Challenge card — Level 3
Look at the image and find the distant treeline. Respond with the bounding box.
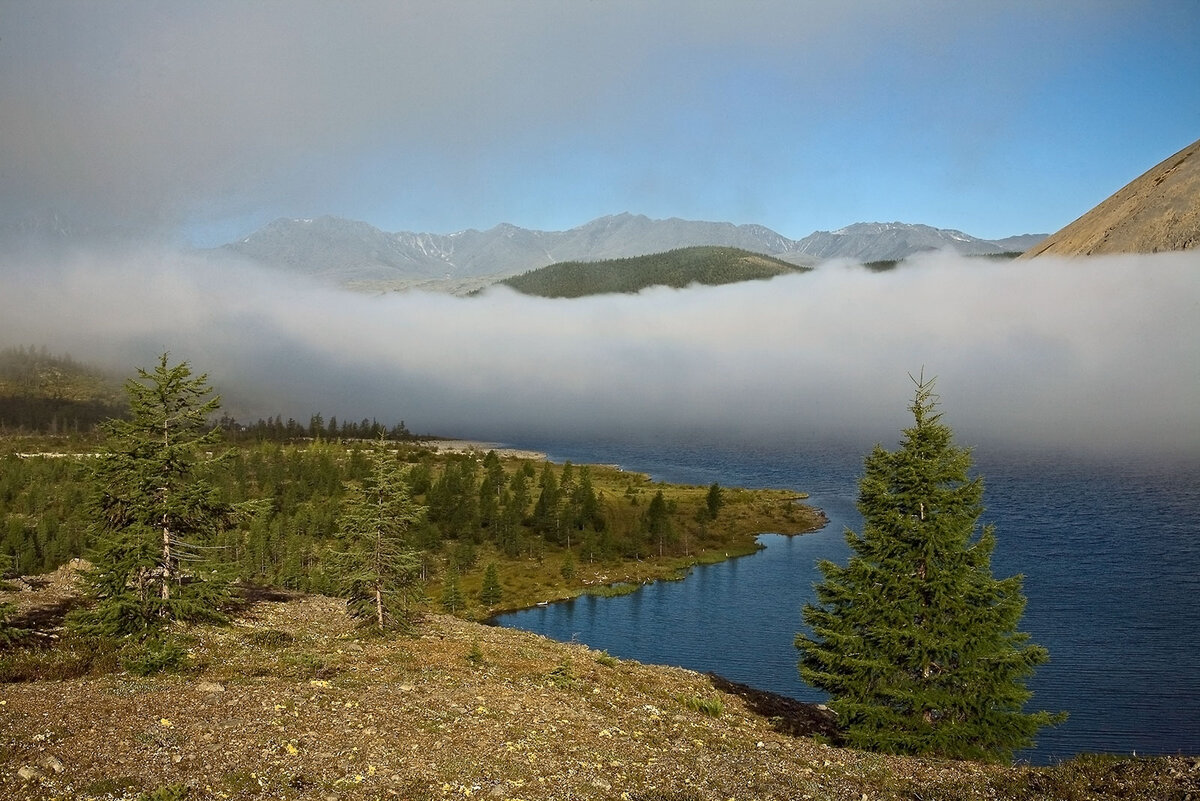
[500,246,809,298]
[0,346,126,434]
[0,346,413,442]
[2,439,706,596]
[861,251,1024,272]
[216,414,412,444]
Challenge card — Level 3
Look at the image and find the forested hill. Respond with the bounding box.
[0,347,126,434]
[499,246,809,298]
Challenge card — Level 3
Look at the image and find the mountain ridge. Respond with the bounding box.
[221,213,1041,292]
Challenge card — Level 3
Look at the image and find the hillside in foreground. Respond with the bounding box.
[1022,137,1200,258]
[499,246,808,298]
[1,568,1196,801]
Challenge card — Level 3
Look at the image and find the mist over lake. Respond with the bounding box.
[2,246,1197,461]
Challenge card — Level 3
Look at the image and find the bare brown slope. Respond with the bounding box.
[2,584,1198,800]
[1022,137,1200,258]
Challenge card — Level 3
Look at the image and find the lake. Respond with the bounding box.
[490,434,1200,764]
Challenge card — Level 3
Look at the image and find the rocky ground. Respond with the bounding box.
[0,568,1197,801]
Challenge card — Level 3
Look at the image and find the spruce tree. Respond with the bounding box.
[440,566,465,614]
[71,354,236,637]
[478,561,503,607]
[644,490,672,557]
[332,443,424,634]
[705,482,724,520]
[796,376,1063,762]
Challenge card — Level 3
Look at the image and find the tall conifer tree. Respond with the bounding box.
[72,354,235,637]
[796,376,1062,762]
[332,443,424,634]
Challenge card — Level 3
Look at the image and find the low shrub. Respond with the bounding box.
[122,636,189,676]
[679,694,723,717]
[594,650,620,668]
[244,628,294,647]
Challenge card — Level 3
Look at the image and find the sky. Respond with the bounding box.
[1,1,1198,460]
[2,0,1198,243]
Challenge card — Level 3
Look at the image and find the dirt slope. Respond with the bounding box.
[1,575,1197,800]
[1022,137,1200,258]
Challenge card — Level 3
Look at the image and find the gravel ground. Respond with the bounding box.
[1,572,1197,801]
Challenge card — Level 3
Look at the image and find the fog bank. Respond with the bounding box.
[1,245,1197,459]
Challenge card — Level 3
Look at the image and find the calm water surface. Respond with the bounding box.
[491,435,1200,764]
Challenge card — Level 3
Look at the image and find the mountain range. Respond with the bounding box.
[221,214,1044,293]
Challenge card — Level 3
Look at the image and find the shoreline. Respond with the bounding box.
[477,500,830,619]
[415,437,547,461]
[402,439,833,619]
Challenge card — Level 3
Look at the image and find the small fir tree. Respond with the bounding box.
[560,551,576,583]
[0,602,24,647]
[71,354,236,637]
[478,562,503,606]
[796,376,1063,762]
[644,490,672,557]
[332,443,425,634]
[705,482,724,520]
[440,565,465,614]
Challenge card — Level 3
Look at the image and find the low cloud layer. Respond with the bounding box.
[2,245,1197,460]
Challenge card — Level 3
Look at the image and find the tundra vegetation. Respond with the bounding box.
[0,352,1193,800]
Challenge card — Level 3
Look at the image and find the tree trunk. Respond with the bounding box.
[161,416,171,603]
[161,511,172,602]
[375,582,384,632]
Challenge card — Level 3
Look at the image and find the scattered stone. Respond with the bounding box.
[17,765,43,782]
[197,681,226,694]
[39,755,65,774]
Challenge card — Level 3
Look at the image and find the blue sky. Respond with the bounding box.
[2,0,1197,245]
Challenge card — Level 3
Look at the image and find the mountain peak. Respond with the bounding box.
[797,222,1022,262]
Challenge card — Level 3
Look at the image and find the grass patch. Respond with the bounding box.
[136,782,191,800]
[85,776,144,797]
[584,582,642,598]
[594,649,620,668]
[122,635,190,676]
[243,627,294,647]
[278,651,334,679]
[0,636,121,682]
[546,658,576,689]
[678,693,724,717]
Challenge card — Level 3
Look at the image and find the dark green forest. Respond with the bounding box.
[0,347,126,434]
[0,349,816,633]
[0,440,734,585]
[500,246,809,298]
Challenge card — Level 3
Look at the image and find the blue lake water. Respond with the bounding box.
[490,435,1200,764]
